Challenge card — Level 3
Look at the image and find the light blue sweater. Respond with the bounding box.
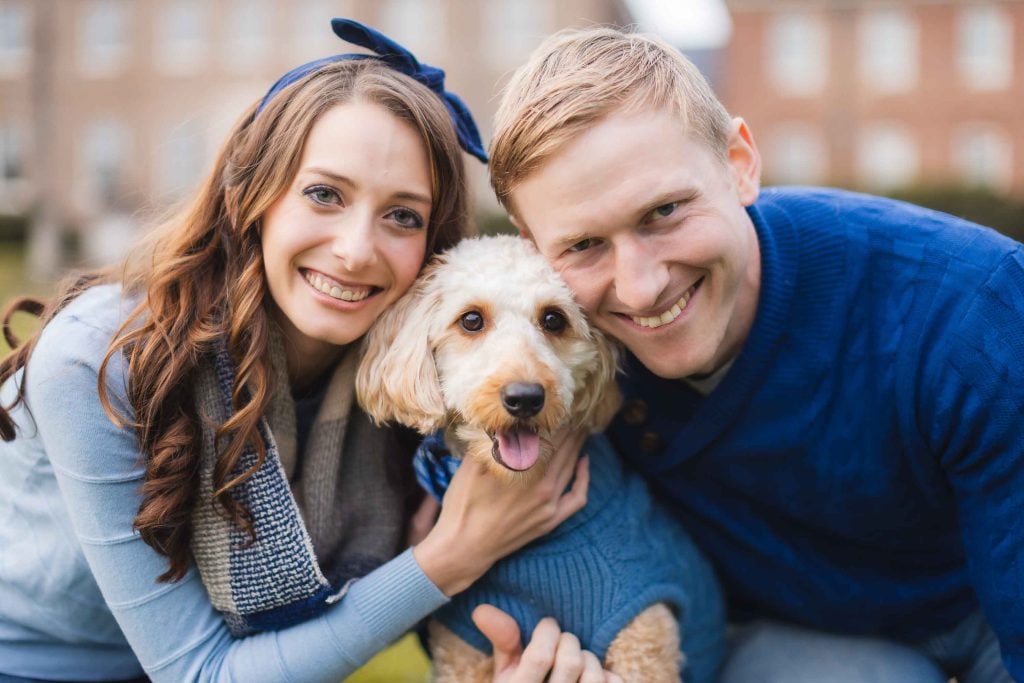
[0,285,447,682]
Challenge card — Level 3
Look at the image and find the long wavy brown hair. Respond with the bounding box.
[0,60,469,581]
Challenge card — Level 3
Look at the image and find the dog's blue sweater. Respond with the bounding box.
[607,187,1024,679]
[414,434,725,683]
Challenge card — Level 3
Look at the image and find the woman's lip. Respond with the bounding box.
[301,268,381,303]
[300,267,376,290]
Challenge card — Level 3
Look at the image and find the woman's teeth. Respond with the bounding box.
[304,271,371,302]
[631,282,697,329]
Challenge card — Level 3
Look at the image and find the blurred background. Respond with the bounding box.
[0,0,1022,679]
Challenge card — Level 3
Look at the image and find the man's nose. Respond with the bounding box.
[612,239,669,312]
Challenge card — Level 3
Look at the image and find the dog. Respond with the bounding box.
[356,235,724,682]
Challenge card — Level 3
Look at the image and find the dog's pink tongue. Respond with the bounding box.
[496,429,541,471]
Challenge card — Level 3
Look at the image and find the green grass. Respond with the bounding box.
[344,634,432,683]
[0,245,47,357]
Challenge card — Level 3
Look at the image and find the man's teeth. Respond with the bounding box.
[304,271,371,302]
[631,285,696,329]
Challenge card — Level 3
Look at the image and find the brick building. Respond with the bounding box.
[721,0,1024,195]
[0,0,631,272]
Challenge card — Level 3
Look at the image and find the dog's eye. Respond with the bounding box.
[460,311,484,332]
[541,310,567,334]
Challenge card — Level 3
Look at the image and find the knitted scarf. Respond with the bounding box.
[190,331,404,636]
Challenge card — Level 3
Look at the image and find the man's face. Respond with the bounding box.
[510,107,762,380]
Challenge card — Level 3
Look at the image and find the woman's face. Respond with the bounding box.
[261,101,432,365]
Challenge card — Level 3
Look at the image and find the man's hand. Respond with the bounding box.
[473,604,623,683]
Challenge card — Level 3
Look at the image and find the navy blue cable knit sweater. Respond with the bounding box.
[607,187,1024,679]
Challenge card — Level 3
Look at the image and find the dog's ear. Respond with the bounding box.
[356,268,446,434]
[573,327,622,432]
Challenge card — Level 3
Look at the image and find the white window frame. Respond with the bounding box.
[858,8,918,93]
[957,4,1013,91]
[0,0,31,78]
[856,122,919,190]
[766,11,828,97]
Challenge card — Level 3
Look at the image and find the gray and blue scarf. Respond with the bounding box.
[190,333,404,636]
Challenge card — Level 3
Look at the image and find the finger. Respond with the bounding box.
[579,650,605,683]
[553,455,590,523]
[547,632,583,683]
[513,617,560,682]
[473,604,522,673]
[605,672,624,683]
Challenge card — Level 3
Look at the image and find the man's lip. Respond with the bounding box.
[612,277,704,327]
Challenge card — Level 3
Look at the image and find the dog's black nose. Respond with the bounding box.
[501,383,545,418]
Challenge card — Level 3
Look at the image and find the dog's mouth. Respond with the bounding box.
[490,427,541,471]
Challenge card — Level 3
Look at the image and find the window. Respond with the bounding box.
[482,0,554,68]
[858,8,918,93]
[78,0,130,78]
[957,5,1013,90]
[80,119,130,210]
[155,117,207,198]
[223,0,271,72]
[857,122,918,190]
[0,123,24,183]
[0,1,31,78]
[766,124,827,185]
[381,0,444,63]
[953,123,1013,192]
[154,0,209,76]
[767,12,827,96]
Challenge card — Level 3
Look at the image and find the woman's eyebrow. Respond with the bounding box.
[301,167,430,206]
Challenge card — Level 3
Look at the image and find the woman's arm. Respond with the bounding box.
[25,297,587,682]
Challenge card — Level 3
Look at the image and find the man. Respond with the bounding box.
[479,26,1022,682]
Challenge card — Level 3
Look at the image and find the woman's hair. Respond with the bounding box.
[0,60,469,581]
[489,26,732,212]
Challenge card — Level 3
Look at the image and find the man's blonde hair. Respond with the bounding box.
[489,26,732,209]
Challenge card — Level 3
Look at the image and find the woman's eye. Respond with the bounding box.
[304,186,340,206]
[388,208,425,230]
[568,238,599,253]
[459,311,484,332]
[541,309,567,333]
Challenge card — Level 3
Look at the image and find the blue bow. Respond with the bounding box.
[256,18,487,163]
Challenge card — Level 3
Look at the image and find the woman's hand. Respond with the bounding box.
[413,428,589,596]
[473,604,623,683]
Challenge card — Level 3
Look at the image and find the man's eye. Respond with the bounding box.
[568,238,599,253]
[649,202,678,220]
[304,186,340,206]
[460,310,484,332]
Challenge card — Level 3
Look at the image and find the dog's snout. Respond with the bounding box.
[501,383,545,418]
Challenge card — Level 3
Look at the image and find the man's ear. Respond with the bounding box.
[727,117,762,207]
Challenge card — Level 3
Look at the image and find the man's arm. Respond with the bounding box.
[924,248,1024,679]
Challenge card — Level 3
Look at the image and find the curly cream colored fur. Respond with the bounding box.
[357,235,682,680]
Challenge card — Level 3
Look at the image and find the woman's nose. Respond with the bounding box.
[331,210,377,271]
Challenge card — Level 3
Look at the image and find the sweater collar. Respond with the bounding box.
[616,191,802,471]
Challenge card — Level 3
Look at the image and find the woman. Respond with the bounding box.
[0,20,594,682]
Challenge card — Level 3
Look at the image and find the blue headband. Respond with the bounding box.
[256,18,488,163]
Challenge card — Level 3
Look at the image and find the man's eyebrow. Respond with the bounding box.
[640,187,701,216]
[301,167,431,206]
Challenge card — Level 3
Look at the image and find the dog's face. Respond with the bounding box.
[357,235,620,478]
